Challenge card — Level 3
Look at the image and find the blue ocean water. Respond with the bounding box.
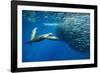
[22,10,90,62]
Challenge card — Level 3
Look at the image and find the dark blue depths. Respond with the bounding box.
[22,10,90,62]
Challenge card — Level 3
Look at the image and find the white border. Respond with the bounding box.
[17,5,94,68]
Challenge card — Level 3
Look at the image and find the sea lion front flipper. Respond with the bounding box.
[30,27,37,40]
